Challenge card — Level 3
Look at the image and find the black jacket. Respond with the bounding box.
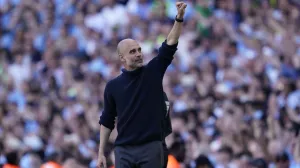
[99,41,178,146]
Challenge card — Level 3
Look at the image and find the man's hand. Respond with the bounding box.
[166,1,187,45]
[176,2,187,19]
[97,125,112,168]
[97,154,107,168]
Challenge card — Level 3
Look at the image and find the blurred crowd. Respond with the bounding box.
[0,0,300,168]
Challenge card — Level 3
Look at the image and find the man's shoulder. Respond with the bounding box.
[106,74,123,87]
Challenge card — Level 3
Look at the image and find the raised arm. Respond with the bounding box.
[166,2,187,45]
[147,2,187,77]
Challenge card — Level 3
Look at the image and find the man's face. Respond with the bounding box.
[120,40,143,71]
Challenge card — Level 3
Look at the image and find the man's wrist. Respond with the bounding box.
[99,148,104,155]
[175,15,183,22]
[176,13,183,19]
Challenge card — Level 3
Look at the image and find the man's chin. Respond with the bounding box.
[130,63,143,70]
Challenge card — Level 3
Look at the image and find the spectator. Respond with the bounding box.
[40,152,62,168]
[194,155,213,168]
[274,152,290,168]
[20,152,42,168]
[3,151,19,168]
[248,158,268,168]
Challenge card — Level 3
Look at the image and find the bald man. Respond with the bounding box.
[97,2,187,168]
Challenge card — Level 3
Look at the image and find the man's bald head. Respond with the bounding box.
[116,38,143,71]
[117,39,138,56]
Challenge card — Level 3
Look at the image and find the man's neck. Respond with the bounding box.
[125,66,138,71]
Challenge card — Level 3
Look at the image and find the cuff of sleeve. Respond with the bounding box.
[99,118,114,130]
[164,40,178,49]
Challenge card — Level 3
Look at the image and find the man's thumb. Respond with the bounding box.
[181,4,187,9]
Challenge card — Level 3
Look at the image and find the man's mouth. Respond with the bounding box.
[136,59,143,63]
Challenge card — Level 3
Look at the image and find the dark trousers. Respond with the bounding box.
[114,141,164,168]
[162,140,169,168]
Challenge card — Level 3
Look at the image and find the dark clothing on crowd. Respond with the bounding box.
[163,92,172,138]
[163,91,172,168]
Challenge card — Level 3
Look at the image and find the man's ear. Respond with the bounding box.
[119,54,125,62]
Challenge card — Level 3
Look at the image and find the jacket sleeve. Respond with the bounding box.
[147,40,178,78]
[99,83,117,130]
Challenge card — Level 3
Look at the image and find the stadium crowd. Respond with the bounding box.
[0,0,300,167]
